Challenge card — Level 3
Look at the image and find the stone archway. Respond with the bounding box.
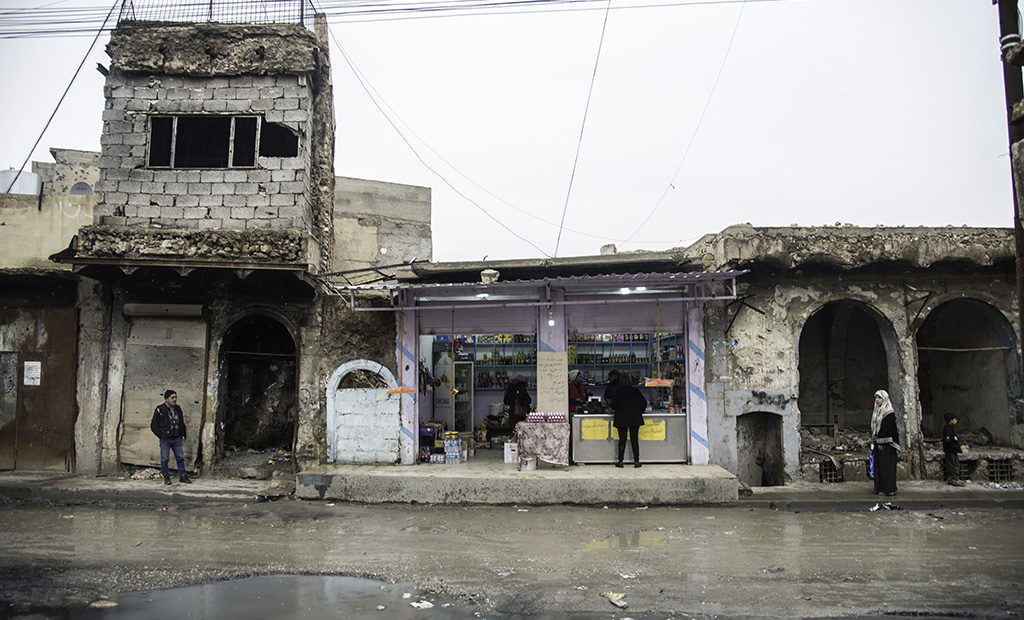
[798,301,900,429]
[218,315,297,457]
[917,299,1021,446]
[326,360,399,463]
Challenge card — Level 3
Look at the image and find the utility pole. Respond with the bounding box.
[995,0,1024,386]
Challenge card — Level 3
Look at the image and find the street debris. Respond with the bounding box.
[410,600,434,609]
[130,468,160,480]
[90,600,118,608]
[763,566,785,573]
[619,573,637,579]
[635,506,648,510]
[601,592,628,608]
[402,593,412,599]
[869,502,902,511]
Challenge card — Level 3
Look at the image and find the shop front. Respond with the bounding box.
[346,270,743,467]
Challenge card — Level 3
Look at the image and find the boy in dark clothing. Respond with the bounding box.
[942,413,965,486]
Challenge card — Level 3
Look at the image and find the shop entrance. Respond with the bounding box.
[798,301,899,429]
[736,411,783,486]
[217,315,297,469]
[917,299,1020,445]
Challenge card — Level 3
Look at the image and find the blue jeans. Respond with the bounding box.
[159,437,186,479]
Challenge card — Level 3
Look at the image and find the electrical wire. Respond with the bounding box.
[323,18,556,257]
[4,0,117,193]
[0,0,792,38]
[552,0,611,258]
[622,0,746,243]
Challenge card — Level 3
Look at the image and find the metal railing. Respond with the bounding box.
[117,0,317,28]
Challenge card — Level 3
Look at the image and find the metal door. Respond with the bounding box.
[0,307,78,470]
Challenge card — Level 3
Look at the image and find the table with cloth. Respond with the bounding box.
[514,421,570,468]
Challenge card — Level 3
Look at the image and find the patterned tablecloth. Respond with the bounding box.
[515,422,570,467]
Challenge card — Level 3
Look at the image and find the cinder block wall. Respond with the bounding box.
[94,72,314,231]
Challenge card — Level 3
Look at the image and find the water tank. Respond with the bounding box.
[0,169,41,195]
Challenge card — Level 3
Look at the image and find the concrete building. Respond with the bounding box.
[14,8,430,477]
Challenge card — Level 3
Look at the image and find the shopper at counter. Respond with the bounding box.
[602,369,622,409]
[611,374,647,468]
[568,369,589,413]
[504,374,532,428]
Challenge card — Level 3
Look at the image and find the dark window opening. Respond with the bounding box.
[149,115,292,169]
[259,121,298,158]
[149,117,173,167]
[175,116,230,168]
[232,117,258,167]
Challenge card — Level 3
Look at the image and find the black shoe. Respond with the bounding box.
[179,475,192,484]
[634,462,642,468]
[614,461,623,468]
[163,476,171,485]
[884,491,896,496]
[948,480,966,487]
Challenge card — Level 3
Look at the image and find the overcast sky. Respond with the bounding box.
[0,0,1017,261]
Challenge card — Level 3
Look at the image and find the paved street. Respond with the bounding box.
[0,494,1022,618]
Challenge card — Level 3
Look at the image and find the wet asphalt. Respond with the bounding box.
[0,495,1021,619]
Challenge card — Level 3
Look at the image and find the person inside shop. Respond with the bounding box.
[503,374,532,428]
[611,373,647,468]
[602,369,622,411]
[871,389,900,496]
[568,369,589,413]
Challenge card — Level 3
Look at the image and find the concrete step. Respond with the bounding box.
[296,463,739,505]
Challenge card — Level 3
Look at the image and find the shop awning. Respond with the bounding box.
[339,270,747,313]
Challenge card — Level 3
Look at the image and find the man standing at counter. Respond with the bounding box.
[611,374,647,468]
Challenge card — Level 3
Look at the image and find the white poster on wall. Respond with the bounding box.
[23,361,41,386]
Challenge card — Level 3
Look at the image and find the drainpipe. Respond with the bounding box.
[995,0,1024,391]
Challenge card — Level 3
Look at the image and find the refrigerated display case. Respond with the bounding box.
[452,361,474,433]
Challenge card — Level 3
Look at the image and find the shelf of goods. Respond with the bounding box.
[434,334,537,391]
[568,333,651,385]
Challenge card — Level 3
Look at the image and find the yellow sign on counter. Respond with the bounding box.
[580,418,609,441]
[610,420,667,441]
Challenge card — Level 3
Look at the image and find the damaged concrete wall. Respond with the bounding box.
[702,267,1019,481]
[92,21,337,245]
[332,177,432,274]
[297,295,396,468]
[0,149,97,270]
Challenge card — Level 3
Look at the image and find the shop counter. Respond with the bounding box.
[570,412,688,464]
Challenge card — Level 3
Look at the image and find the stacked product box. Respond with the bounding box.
[444,431,462,464]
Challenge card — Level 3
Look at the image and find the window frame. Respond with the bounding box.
[147,115,263,170]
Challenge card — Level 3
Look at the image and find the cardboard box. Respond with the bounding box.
[504,441,518,464]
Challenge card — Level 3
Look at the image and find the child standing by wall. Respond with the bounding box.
[942,413,966,487]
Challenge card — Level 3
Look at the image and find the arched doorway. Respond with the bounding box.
[736,411,783,486]
[326,360,399,464]
[798,301,898,430]
[218,315,297,465]
[917,299,1021,445]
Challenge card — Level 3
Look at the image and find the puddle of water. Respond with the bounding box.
[78,575,479,620]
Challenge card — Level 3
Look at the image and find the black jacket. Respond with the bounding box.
[150,403,186,440]
[611,384,647,429]
[942,423,961,454]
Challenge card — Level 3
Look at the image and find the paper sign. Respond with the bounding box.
[580,418,609,441]
[536,350,568,414]
[611,420,667,441]
[23,361,41,386]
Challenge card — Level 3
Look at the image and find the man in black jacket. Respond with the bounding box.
[151,389,192,485]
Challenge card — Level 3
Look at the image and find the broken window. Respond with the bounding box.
[148,115,298,169]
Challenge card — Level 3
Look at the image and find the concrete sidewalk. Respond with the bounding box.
[0,469,1021,507]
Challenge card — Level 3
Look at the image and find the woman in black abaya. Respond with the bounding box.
[871,390,900,496]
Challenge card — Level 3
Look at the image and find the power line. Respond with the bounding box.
[553,0,611,258]
[0,0,792,38]
[623,0,746,243]
[4,0,117,193]
[323,17,556,257]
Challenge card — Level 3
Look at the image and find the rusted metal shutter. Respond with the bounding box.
[417,306,537,335]
[565,298,685,333]
[119,313,206,468]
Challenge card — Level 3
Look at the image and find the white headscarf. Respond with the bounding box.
[871,389,894,439]
[568,369,581,382]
